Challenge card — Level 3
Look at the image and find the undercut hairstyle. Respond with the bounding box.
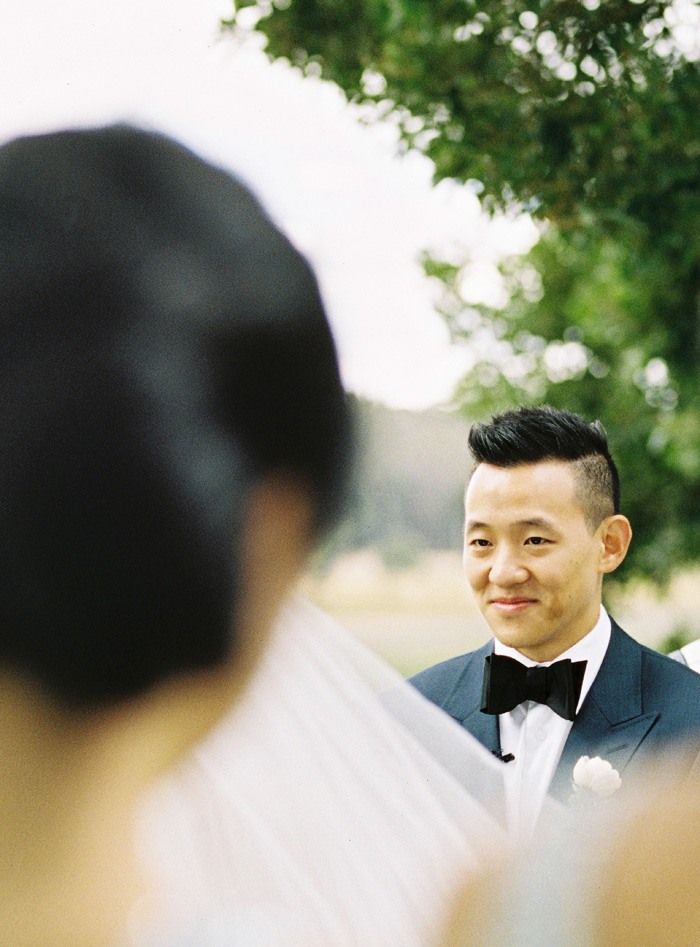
[0,124,350,705]
[468,406,620,530]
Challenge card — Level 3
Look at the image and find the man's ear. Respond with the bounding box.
[599,514,633,574]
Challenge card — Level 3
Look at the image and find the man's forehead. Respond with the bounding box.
[464,460,582,515]
[465,514,560,531]
[466,459,577,489]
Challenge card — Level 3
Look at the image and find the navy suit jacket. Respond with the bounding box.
[410,619,700,803]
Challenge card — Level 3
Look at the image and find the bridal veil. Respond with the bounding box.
[136,598,512,945]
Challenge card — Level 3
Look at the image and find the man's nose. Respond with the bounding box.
[488,546,528,586]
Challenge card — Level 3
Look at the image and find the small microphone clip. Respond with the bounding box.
[492,750,515,763]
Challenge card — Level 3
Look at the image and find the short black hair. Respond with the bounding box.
[468,406,620,528]
[0,124,350,705]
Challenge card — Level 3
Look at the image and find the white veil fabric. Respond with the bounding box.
[134,598,512,946]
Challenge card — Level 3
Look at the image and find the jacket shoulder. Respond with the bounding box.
[409,642,490,706]
[612,621,700,720]
[640,640,700,691]
[619,623,700,682]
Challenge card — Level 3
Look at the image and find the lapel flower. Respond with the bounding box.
[572,755,622,798]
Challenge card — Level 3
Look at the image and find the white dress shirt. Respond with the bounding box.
[680,638,700,673]
[495,606,611,840]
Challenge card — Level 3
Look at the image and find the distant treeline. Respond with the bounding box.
[315,397,473,571]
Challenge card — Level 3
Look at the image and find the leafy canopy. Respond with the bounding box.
[231,0,700,583]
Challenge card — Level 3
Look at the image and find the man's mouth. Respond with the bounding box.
[490,597,536,614]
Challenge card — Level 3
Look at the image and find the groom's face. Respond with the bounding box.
[463,460,609,663]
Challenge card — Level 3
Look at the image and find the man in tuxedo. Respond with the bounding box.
[411,406,700,837]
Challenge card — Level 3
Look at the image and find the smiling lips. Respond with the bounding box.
[490,597,537,614]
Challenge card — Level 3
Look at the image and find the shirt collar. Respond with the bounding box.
[493,605,611,711]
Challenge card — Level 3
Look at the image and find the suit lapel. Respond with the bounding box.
[440,641,502,757]
[549,621,659,802]
[436,640,509,823]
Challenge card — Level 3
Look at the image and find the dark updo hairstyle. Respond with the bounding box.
[468,405,620,530]
[0,124,350,705]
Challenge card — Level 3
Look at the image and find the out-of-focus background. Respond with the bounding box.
[2,0,699,674]
[299,398,699,675]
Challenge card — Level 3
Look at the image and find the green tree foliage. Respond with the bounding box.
[231,0,700,582]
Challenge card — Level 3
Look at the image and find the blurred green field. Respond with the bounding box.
[299,550,700,677]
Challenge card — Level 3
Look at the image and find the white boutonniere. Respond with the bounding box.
[572,755,622,798]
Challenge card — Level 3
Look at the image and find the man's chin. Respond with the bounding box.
[486,616,538,653]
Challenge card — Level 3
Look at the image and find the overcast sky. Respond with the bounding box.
[0,0,537,408]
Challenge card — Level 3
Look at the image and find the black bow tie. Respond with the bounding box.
[480,653,587,721]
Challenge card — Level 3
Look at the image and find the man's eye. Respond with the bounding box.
[526,536,547,546]
[470,538,491,548]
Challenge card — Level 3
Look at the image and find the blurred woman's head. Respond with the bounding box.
[0,124,350,708]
